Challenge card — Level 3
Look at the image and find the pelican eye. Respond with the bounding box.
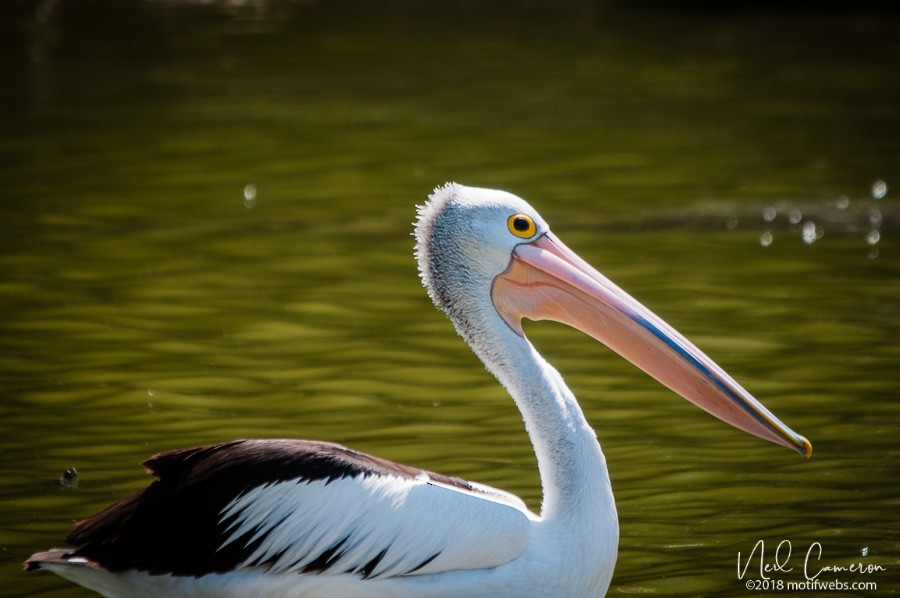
[507,214,537,239]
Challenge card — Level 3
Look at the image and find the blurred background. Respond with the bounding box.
[1,1,898,596]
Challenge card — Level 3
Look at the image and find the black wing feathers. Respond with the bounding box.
[59,439,474,576]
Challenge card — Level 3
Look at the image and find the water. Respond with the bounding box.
[2,2,899,596]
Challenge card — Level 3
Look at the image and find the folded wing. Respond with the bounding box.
[36,439,531,581]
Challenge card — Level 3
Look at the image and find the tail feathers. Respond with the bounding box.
[24,548,100,572]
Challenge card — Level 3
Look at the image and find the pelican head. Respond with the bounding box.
[415,183,811,457]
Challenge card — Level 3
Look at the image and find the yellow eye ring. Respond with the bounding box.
[507,214,536,239]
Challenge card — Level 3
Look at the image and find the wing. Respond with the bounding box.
[50,439,532,580]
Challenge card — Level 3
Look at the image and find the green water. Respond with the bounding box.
[2,2,899,596]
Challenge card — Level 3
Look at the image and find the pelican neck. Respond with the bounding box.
[460,307,614,523]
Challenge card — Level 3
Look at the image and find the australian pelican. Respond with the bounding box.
[26,183,810,597]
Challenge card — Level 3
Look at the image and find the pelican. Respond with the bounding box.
[26,183,810,597]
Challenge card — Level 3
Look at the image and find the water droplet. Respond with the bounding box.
[834,196,850,210]
[869,208,882,227]
[861,547,869,557]
[871,180,887,200]
[801,221,818,244]
[867,229,881,245]
[763,206,777,222]
[788,208,803,225]
[759,230,773,247]
[243,184,258,208]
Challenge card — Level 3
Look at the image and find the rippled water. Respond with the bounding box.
[2,2,899,596]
